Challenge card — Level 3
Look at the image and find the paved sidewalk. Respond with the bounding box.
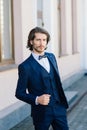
[68,93,87,130]
[66,74,87,113]
[10,75,87,130]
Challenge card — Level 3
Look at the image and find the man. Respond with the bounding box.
[15,27,69,130]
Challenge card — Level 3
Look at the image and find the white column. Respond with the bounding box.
[43,0,59,57]
[84,0,87,69]
[13,0,37,64]
[21,0,37,60]
[80,0,87,69]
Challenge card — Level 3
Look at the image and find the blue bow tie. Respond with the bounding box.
[38,54,47,60]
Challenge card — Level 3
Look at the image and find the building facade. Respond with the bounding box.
[0,0,87,129]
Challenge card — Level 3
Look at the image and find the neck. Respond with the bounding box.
[32,51,45,55]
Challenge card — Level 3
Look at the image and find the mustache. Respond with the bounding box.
[38,45,47,50]
[32,45,47,50]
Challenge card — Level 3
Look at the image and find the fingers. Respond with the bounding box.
[42,94,51,105]
[37,94,51,105]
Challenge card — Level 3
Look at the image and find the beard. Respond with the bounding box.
[33,45,47,53]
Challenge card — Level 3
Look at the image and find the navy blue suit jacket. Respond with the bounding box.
[15,52,68,122]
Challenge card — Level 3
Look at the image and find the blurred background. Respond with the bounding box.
[0,0,87,130]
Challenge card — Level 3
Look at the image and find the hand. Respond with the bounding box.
[37,94,51,105]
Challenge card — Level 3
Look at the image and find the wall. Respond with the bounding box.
[43,0,82,80]
[0,69,17,111]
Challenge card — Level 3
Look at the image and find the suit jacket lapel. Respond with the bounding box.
[46,53,58,74]
[29,54,42,74]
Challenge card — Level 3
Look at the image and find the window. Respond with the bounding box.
[0,0,14,65]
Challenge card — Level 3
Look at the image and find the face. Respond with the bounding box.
[31,33,47,54]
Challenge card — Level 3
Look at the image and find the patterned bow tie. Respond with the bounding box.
[38,54,47,60]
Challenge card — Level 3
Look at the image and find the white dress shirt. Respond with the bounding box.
[32,52,50,73]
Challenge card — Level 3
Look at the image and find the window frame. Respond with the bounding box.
[0,0,14,65]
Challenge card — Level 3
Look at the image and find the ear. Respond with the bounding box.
[30,40,33,45]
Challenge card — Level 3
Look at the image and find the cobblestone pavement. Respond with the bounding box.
[68,93,87,130]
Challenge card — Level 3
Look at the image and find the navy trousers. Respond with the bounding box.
[34,103,69,130]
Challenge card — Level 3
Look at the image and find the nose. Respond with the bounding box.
[40,40,44,45]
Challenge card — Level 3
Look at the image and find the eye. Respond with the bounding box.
[43,39,46,41]
[36,39,40,41]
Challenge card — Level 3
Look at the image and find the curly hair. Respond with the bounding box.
[27,27,50,50]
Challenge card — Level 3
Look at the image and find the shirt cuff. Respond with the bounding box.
[35,96,39,105]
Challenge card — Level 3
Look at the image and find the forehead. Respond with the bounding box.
[34,33,47,39]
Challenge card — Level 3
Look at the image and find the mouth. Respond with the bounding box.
[39,46,45,49]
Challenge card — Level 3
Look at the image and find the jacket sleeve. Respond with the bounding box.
[15,64,36,106]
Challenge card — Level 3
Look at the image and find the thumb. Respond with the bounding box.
[46,94,51,97]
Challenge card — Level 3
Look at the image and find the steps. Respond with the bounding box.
[65,91,78,105]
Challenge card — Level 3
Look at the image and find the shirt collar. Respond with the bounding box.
[31,52,39,60]
[32,52,45,61]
